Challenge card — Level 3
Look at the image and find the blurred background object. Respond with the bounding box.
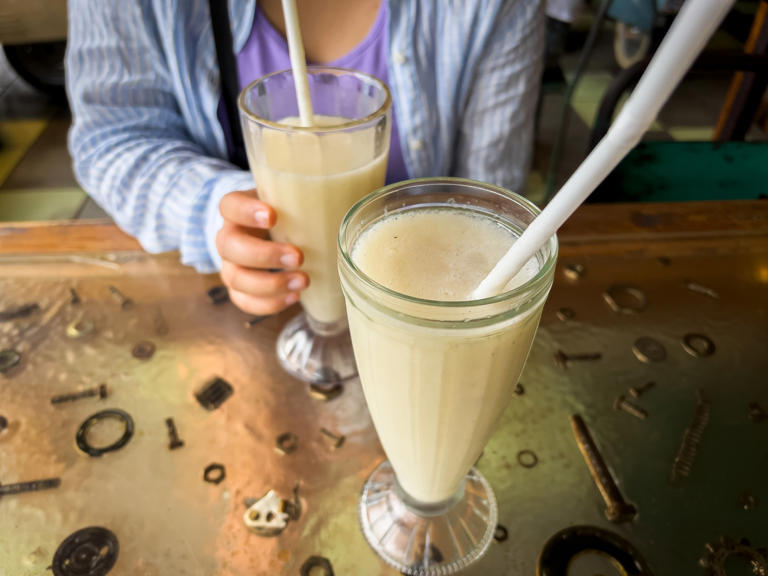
[0,0,67,99]
[0,0,766,223]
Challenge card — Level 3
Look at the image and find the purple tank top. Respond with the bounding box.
[220,1,408,184]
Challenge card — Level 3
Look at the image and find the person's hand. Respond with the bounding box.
[216,190,308,315]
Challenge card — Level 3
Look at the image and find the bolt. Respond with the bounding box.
[165,418,184,450]
[554,349,602,369]
[613,395,648,420]
[570,414,637,523]
[108,286,134,310]
[0,477,61,497]
[628,382,655,399]
[0,303,40,322]
[320,427,345,449]
[50,384,108,405]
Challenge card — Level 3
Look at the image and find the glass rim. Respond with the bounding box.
[238,66,392,133]
[338,177,559,309]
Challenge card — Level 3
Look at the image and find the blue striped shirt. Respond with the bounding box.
[67,0,544,272]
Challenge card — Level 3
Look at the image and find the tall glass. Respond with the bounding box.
[338,179,558,574]
[239,68,391,385]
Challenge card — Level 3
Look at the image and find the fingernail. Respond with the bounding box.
[285,292,300,305]
[254,211,270,228]
[288,277,306,291]
[280,253,300,268]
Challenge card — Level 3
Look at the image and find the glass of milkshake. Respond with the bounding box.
[338,178,558,574]
[239,68,391,385]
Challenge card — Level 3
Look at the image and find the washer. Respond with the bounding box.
[76,409,134,457]
[517,450,539,469]
[204,463,226,484]
[682,333,716,358]
[0,349,21,373]
[632,337,667,363]
[52,526,119,576]
[538,525,654,576]
[603,285,647,314]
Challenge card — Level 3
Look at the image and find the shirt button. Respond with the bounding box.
[393,51,407,65]
[409,139,423,151]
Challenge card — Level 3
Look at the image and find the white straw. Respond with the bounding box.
[281,0,315,127]
[472,0,735,299]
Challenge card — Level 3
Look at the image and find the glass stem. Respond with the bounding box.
[395,477,466,518]
[304,312,348,336]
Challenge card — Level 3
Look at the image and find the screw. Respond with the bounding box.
[613,395,648,420]
[0,477,61,496]
[165,418,184,450]
[570,414,637,523]
[50,384,108,405]
[108,286,134,310]
[670,390,710,483]
[513,382,525,395]
[69,288,81,305]
[554,349,602,369]
[628,382,655,399]
[245,316,268,328]
[684,280,719,299]
[320,427,345,449]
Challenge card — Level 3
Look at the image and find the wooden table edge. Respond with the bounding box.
[1,200,767,255]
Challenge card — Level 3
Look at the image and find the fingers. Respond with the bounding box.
[220,262,309,298]
[219,190,277,229]
[217,222,303,269]
[229,287,301,316]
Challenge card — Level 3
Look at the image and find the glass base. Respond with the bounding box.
[276,311,358,385]
[359,461,497,575]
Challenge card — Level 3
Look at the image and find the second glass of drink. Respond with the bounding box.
[239,67,391,385]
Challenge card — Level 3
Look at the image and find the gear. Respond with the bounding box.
[699,536,768,576]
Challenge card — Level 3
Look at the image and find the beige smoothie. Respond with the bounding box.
[343,207,544,504]
[249,115,388,324]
